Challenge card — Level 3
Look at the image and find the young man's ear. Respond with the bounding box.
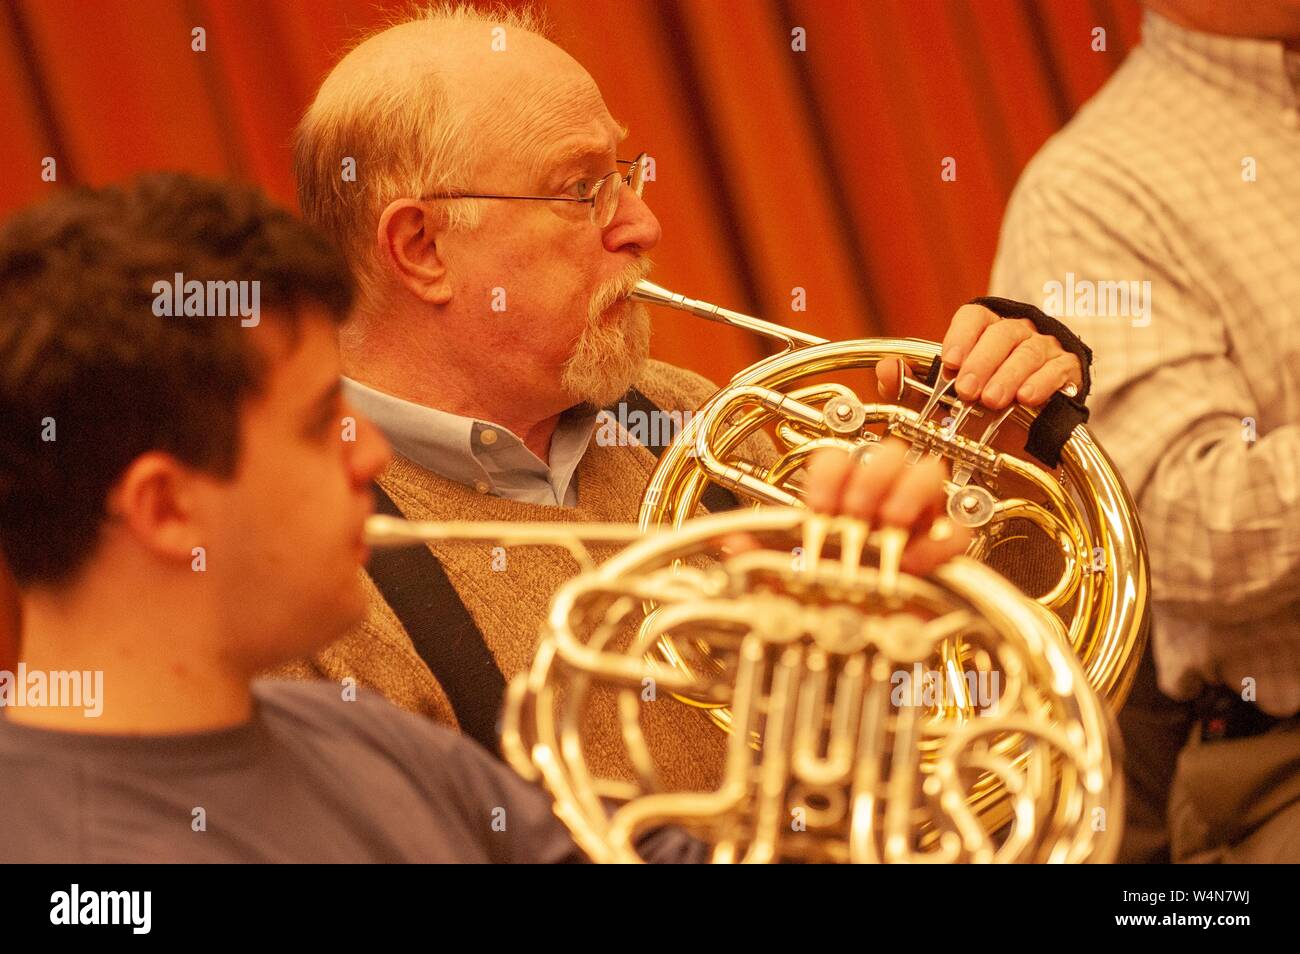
[105,452,208,565]
[377,199,453,305]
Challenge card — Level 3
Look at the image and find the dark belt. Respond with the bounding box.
[1195,685,1291,742]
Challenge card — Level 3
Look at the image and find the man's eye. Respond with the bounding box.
[568,178,594,199]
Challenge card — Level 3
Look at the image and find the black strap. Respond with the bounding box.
[366,483,506,755]
[920,356,944,388]
[1195,684,1290,742]
[362,390,733,754]
[607,388,743,513]
[969,296,1092,468]
[920,300,1092,468]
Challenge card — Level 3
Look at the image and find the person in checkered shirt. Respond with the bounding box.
[981,2,1300,862]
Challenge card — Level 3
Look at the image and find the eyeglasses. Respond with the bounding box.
[419,152,650,229]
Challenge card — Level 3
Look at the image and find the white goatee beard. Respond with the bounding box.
[560,300,651,407]
[561,265,653,407]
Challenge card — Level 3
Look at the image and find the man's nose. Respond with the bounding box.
[349,411,391,487]
[603,188,661,254]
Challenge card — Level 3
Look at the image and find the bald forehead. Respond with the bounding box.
[328,18,623,172]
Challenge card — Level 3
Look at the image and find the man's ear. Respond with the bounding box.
[105,452,208,566]
[376,199,453,305]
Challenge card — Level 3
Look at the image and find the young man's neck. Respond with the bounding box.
[9,578,254,735]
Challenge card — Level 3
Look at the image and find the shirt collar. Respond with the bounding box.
[1143,9,1300,113]
[341,377,598,504]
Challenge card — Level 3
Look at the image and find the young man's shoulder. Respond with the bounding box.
[252,680,592,863]
[250,679,533,819]
[251,678,463,759]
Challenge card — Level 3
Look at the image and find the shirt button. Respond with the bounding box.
[479,428,498,446]
[474,480,490,494]
[1282,108,1300,130]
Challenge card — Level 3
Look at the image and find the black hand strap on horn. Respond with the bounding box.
[607,388,743,513]
[972,296,1091,468]
[366,483,506,756]
[918,298,1093,469]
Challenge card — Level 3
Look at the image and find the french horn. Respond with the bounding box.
[629,280,1150,722]
[366,507,1123,862]
[360,283,1139,861]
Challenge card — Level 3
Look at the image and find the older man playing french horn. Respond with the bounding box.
[275,2,1085,786]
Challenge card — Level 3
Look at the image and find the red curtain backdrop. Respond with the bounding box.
[0,0,1141,667]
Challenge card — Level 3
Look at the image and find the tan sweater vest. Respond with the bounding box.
[269,360,757,791]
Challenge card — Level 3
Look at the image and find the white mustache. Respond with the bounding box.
[590,259,653,321]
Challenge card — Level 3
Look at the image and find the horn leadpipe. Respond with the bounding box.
[631,279,827,350]
[365,514,659,549]
[364,514,671,571]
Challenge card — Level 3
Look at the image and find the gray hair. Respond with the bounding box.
[293,2,551,309]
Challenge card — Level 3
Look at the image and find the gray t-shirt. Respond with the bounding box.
[0,680,703,863]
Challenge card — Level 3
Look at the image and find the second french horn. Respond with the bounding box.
[630,279,1150,720]
[366,508,1122,862]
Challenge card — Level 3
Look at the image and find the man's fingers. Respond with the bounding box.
[899,521,974,577]
[804,447,855,514]
[1016,352,1082,406]
[952,318,1035,402]
[875,357,910,400]
[801,440,970,576]
[839,438,908,522]
[877,453,949,531]
[941,305,998,369]
[718,532,762,555]
[979,336,1055,409]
